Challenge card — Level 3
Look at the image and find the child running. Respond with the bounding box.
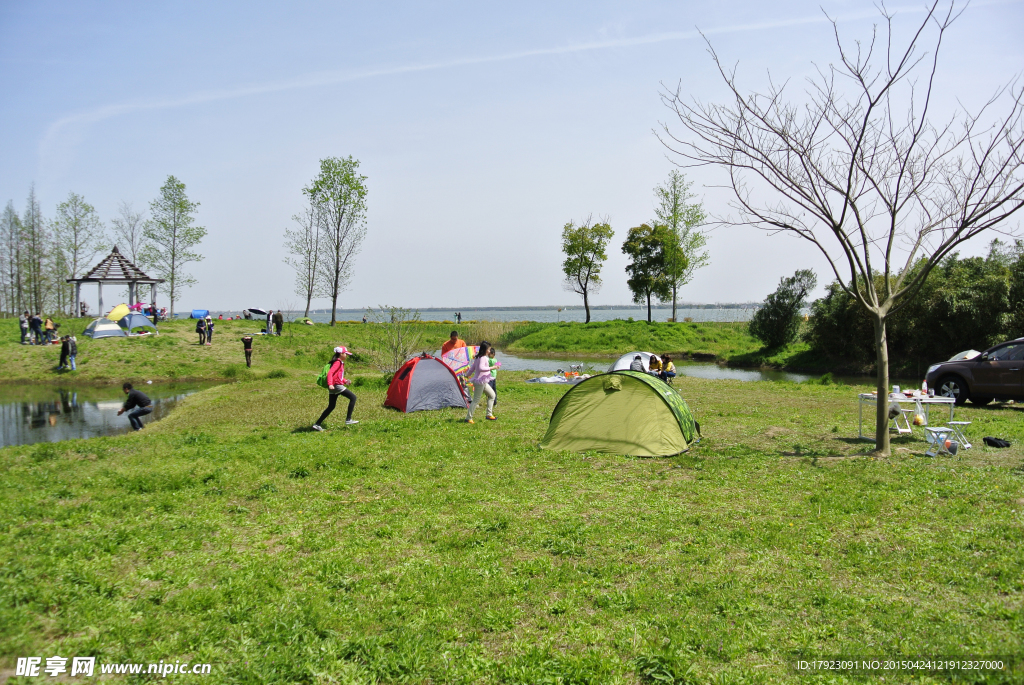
[487,346,500,406]
[466,341,496,423]
[313,346,358,430]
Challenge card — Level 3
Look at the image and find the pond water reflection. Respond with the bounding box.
[0,382,221,447]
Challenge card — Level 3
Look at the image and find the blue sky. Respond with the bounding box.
[2,0,1021,312]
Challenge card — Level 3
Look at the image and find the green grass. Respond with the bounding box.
[0,319,523,384]
[502,320,763,360]
[2,373,1022,683]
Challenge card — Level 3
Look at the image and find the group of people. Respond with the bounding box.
[19,312,58,345]
[629,353,677,382]
[195,316,216,345]
[439,330,501,423]
[58,335,78,371]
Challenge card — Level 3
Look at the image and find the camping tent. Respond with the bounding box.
[106,303,130,322]
[83,317,127,339]
[191,309,209,319]
[540,371,699,457]
[385,354,469,413]
[118,313,157,334]
[608,351,660,373]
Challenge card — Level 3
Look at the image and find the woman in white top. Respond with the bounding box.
[466,341,497,423]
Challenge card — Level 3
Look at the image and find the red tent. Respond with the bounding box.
[385,354,469,413]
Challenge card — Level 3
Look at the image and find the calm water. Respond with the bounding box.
[0,382,221,447]
[195,307,762,324]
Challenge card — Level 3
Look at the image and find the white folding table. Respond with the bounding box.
[857,393,956,440]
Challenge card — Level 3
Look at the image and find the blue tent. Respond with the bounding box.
[119,313,157,334]
[190,309,209,319]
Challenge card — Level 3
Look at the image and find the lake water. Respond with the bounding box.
[197,307,762,323]
[0,382,220,448]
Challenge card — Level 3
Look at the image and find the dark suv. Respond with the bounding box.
[925,338,1024,405]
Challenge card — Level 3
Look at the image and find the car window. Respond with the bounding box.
[988,344,1023,361]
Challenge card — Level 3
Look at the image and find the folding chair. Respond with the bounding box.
[889,403,914,435]
[946,421,972,450]
[925,426,956,457]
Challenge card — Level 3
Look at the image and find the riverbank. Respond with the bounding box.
[2,373,1021,682]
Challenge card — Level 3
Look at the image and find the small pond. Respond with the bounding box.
[0,382,222,448]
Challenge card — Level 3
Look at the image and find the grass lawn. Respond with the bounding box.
[2,370,1022,683]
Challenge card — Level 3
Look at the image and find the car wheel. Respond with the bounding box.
[970,396,994,406]
[938,375,969,405]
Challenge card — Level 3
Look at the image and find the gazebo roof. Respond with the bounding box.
[67,247,164,284]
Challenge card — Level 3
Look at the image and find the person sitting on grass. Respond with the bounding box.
[441,330,466,356]
[648,354,662,375]
[659,354,676,382]
[629,354,645,372]
[117,382,153,431]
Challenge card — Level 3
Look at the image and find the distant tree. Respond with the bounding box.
[1008,242,1024,336]
[561,216,614,323]
[142,176,206,317]
[653,170,709,320]
[306,156,368,326]
[110,201,147,266]
[53,192,106,312]
[283,200,321,318]
[623,223,673,322]
[0,201,22,315]
[21,186,48,314]
[749,270,817,348]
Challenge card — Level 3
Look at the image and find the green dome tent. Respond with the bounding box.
[540,371,699,457]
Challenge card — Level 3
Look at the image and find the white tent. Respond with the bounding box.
[608,351,660,372]
[83,317,127,339]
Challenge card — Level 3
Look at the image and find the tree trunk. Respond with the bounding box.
[646,292,652,323]
[583,288,591,324]
[330,286,338,326]
[872,312,891,456]
[672,283,677,321]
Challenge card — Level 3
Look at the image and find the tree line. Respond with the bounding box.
[0,176,206,318]
[560,170,710,324]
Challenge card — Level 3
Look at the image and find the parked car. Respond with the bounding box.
[925,338,1024,405]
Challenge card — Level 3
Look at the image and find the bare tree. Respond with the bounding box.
[306,156,368,326]
[110,201,147,265]
[365,305,423,375]
[0,201,22,316]
[283,201,321,318]
[661,1,1024,455]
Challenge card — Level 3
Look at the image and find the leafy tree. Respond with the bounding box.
[749,269,816,348]
[0,201,23,315]
[622,223,673,322]
[653,171,708,320]
[53,192,106,311]
[663,2,1024,454]
[142,175,206,317]
[561,217,614,323]
[21,186,48,314]
[306,156,368,326]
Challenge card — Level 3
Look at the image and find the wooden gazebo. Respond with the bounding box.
[67,247,164,318]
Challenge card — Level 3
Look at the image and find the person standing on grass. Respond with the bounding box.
[273,309,284,335]
[68,336,77,371]
[266,310,273,335]
[313,346,358,431]
[30,313,43,345]
[19,311,29,344]
[241,335,254,367]
[44,317,55,343]
[195,316,206,345]
[205,316,214,345]
[58,335,70,370]
[466,341,496,424]
[117,382,153,430]
[487,346,500,406]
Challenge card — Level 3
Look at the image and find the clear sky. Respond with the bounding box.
[2,0,1021,312]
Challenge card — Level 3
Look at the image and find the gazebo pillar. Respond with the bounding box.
[97,283,103,316]
[129,282,135,306]
[74,283,81,317]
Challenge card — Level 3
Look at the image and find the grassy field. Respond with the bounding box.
[0,319,522,384]
[2,369,1022,683]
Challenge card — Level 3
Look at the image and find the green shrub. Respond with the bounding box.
[266,369,288,379]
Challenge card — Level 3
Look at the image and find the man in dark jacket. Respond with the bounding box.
[273,310,284,335]
[117,382,153,430]
[59,336,70,370]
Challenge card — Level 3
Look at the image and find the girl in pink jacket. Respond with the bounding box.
[465,341,496,423]
[313,346,358,430]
